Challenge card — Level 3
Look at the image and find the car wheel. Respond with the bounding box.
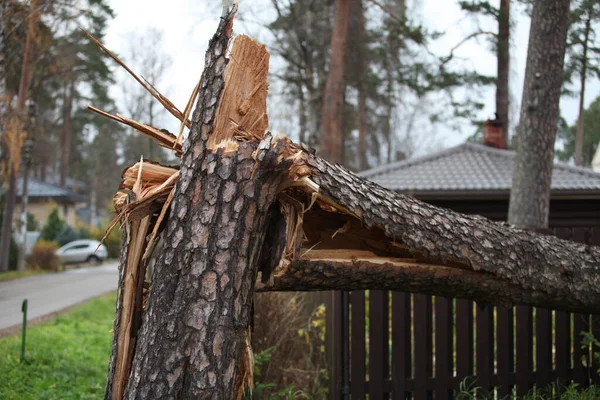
[87,255,102,265]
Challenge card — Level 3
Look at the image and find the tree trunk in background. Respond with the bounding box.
[298,83,308,145]
[356,0,368,171]
[0,170,16,273]
[383,0,406,164]
[320,0,350,164]
[0,0,38,272]
[60,78,74,187]
[0,1,10,273]
[497,0,510,145]
[574,12,591,166]
[508,0,570,229]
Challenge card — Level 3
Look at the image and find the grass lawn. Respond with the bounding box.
[0,292,115,400]
[0,270,48,282]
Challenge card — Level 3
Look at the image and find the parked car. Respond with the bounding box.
[56,239,108,264]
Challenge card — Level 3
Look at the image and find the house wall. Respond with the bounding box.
[425,198,600,227]
[13,199,77,229]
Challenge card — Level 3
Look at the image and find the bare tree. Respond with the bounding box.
[508,0,571,229]
[120,28,171,164]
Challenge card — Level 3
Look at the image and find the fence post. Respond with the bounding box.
[21,299,28,363]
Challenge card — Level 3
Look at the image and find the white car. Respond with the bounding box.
[56,240,108,264]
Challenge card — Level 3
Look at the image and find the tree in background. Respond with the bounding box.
[268,0,494,170]
[53,0,116,188]
[508,0,571,229]
[458,0,511,145]
[39,208,66,242]
[0,0,43,273]
[320,0,350,164]
[266,0,334,148]
[562,0,600,165]
[556,95,600,165]
[120,28,173,165]
[1,0,121,271]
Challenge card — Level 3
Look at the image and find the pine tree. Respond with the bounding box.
[562,0,600,165]
[40,208,66,242]
[556,95,600,165]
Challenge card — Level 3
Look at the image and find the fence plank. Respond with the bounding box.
[414,294,432,400]
[573,313,589,386]
[456,299,474,390]
[369,290,389,400]
[496,306,514,397]
[536,308,552,388]
[516,305,533,397]
[392,292,411,400]
[351,291,366,399]
[435,297,453,400]
[590,228,600,385]
[555,310,571,386]
[572,227,590,387]
[591,313,600,385]
[328,291,343,400]
[476,303,494,394]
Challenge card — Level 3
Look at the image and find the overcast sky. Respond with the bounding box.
[104,0,600,157]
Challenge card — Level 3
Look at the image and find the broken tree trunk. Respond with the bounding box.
[93,4,600,399]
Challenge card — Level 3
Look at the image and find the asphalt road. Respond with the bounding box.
[0,261,119,331]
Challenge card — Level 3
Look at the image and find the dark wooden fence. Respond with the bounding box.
[327,227,600,399]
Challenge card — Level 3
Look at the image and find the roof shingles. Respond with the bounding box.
[15,178,85,201]
[360,143,600,194]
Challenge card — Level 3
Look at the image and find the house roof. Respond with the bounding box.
[360,142,600,198]
[14,177,85,202]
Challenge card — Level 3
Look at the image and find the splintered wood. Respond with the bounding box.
[209,35,269,146]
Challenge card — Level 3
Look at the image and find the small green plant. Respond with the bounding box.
[244,346,311,399]
[455,378,600,400]
[581,331,600,374]
[27,239,60,271]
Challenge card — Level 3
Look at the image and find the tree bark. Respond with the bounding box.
[320,0,350,164]
[574,11,591,166]
[496,0,510,146]
[508,0,570,229]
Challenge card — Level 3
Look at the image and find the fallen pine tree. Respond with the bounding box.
[86,4,600,399]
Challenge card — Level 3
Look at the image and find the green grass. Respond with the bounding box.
[0,270,48,282]
[0,293,116,400]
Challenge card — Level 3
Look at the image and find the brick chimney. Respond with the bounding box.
[484,117,505,149]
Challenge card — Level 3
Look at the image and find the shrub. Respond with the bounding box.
[251,292,328,399]
[27,240,60,271]
[40,208,66,242]
[55,224,78,246]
